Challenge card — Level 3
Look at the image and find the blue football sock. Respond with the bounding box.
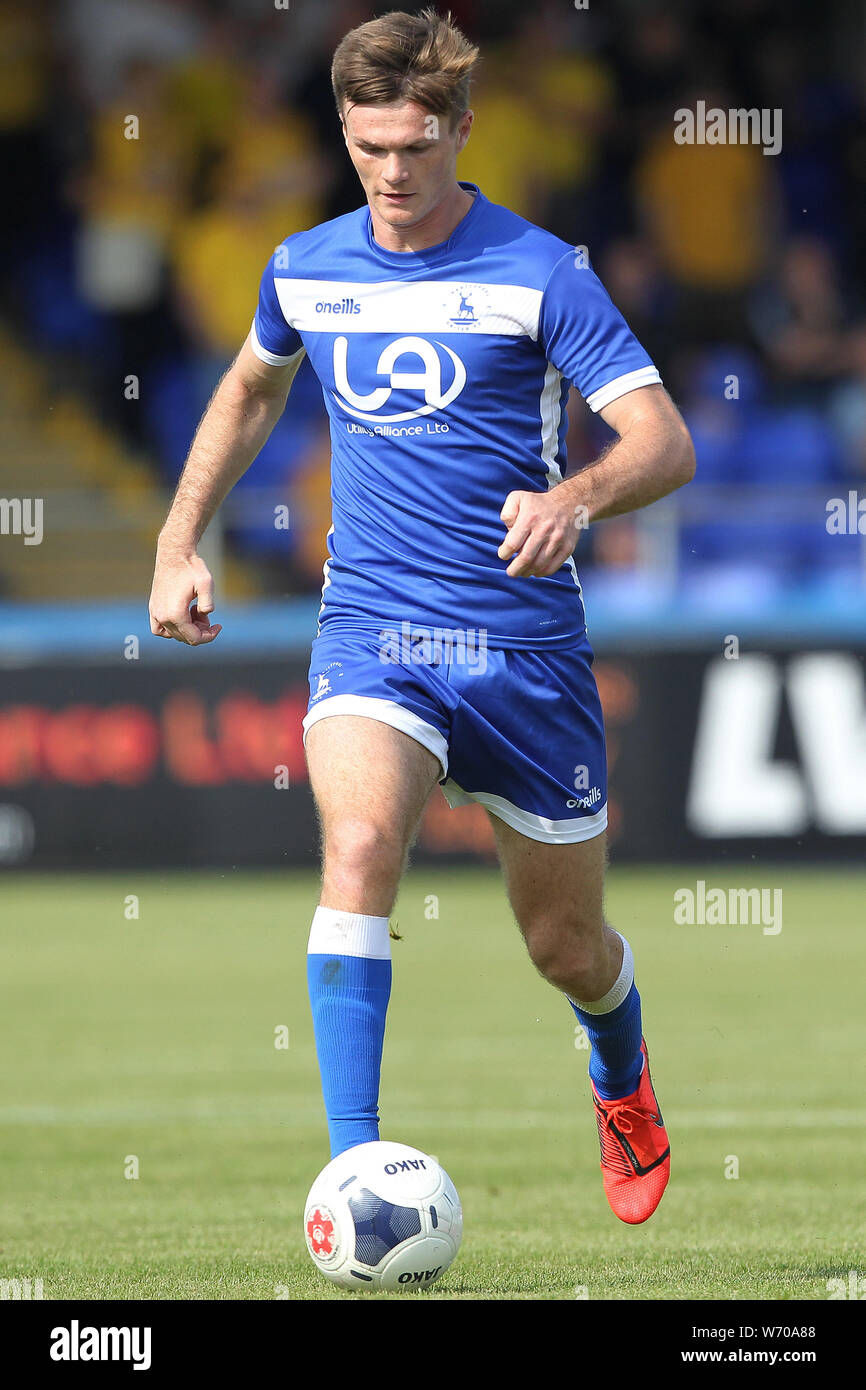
[568,934,644,1100]
[307,906,391,1158]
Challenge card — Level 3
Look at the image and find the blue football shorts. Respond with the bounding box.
[302,624,607,844]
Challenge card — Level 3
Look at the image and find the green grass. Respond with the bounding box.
[0,866,864,1300]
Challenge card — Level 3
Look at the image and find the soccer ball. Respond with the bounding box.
[303,1140,462,1291]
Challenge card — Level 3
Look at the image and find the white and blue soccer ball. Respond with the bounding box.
[303,1140,462,1291]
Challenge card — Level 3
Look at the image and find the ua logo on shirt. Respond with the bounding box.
[332,334,467,422]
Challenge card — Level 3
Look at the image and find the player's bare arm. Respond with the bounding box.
[148,335,303,644]
[498,384,695,578]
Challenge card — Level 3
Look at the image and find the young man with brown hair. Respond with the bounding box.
[149,8,694,1225]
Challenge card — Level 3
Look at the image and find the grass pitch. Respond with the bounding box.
[0,865,864,1300]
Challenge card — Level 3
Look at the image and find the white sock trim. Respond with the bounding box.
[307,906,392,960]
[568,933,634,1015]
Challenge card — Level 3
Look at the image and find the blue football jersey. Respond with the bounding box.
[252,182,661,648]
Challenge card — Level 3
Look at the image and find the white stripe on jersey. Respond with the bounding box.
[539,361,565,489]
[316,524,334,634]
[585,364,661,412]
[273,278,544,339]
[539,362,581,594]
[249,322,306,368]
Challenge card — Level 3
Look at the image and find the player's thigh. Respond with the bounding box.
[305,713,442,852]
[490,816,608,939]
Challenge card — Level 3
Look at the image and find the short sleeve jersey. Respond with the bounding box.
[252,182,661,648]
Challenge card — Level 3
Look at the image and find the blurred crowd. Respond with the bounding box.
[2,0,865,596]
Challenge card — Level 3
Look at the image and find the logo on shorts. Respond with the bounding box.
[566,787,602,810]
[311,674,332,702]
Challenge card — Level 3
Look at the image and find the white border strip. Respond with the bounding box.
[441,780,607,844]
[308,906,391,960]
[302,693,449,778]
[249,321,305,367]
[539,361,580,592]
[584,365,662,413]
[273,278,543,338]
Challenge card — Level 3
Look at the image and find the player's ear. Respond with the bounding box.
[455,109,473,154]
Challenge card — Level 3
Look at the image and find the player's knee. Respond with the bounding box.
[323,817,406,892]
[523,918,604,993]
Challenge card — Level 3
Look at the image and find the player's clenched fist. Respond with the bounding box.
[498,489,583,578]
[148,548,222,645]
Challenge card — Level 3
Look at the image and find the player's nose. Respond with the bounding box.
[381,155,409,185]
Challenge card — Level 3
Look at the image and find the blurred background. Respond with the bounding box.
[0,0,864,868]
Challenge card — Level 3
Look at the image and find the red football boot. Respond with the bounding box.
[591,1039,670,1224]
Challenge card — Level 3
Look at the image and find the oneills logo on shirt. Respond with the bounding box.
[316,298,362,314]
